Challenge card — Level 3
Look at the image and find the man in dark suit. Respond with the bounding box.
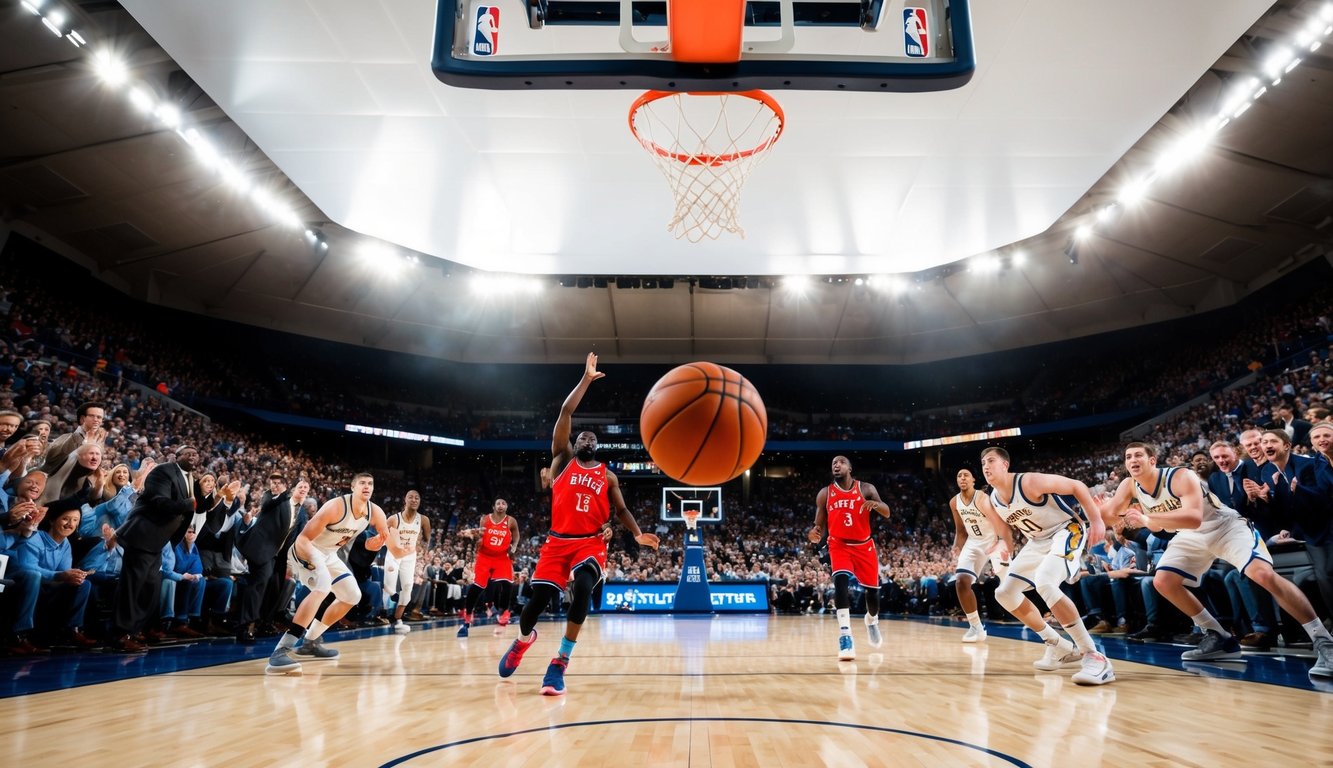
[233,473,309,641]
[1252,429,1333,631]
[108,445,200,652]
[1210,438,1282,648]
[1267,402,1314,448]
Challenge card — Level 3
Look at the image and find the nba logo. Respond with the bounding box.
[903,7,929,58]
[473,6,499,57]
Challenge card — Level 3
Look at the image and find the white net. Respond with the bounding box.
[683,509,701,530]
[630,90,784,242]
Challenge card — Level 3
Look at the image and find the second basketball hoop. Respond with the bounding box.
[629,90,784,241]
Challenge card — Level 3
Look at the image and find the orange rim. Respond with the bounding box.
[628,90,785,167]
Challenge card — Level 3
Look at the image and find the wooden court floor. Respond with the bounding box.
[4,615,1333,767]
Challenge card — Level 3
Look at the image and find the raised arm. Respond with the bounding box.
[550,352,605,477]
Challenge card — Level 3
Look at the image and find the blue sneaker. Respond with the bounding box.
[264,648,302,675]
[498,629,537,678]
[838,634,855,661]
[541,656,568,696]
[457,623,469,638]
[294,638,339,659]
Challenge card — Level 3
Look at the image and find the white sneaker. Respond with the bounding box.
[962,626,987,643]
[1033,639,1082,671]
[1071,651,1115,685]
[838,634,855,660]
[865,618,883,648]
[393,621,411,635]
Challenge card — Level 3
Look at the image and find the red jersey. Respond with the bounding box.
[479,515,513,558]
[551,460,611,536]
[827,480,871,542]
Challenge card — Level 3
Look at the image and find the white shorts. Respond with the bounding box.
[1005,521,1086,590]
[384,553,417,600]
[1157,516,1273,587]
[956,536,1008,580]
[289,548,361,604]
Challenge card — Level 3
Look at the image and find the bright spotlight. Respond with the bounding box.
[1011,251,1027,267]
[127,87,153,113]
[93,50,129,87]
[782,275,811,294]
[21,1,42,15]
[155,103,181,129]
[1118,178,1151,206]
[1263,47,1294,77]
[1074,224,1093,241]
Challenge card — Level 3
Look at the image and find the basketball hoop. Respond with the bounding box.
[629,89,784,242]
[683,508,701,530]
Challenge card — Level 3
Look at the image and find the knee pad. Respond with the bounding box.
[995,578,1026,613]
[1036,581,1066,612]
[331,574,362,605]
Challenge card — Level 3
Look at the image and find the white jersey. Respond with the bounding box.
[392,512,423,553]
[1133,466,1236,533]
[989,473,1083,539]
[955,490,996,544]
[310,494,373,554]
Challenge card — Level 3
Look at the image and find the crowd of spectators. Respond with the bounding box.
[2,246,1332,660]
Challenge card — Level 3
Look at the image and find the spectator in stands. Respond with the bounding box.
[16,504,96,648]
[1268,402,1314,448]
[40,441,104,505]
[1210,439,1281,648]
[233,475,308,641]
[0,408,23,457]
[1312,422,1333,469]
[1254,429,1333,619]
[108,445,201,653]
[43,401,106,470]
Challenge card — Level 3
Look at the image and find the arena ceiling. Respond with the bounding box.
[2,0,1332,364]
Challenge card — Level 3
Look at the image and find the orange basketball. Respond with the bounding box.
[640,362,767,486]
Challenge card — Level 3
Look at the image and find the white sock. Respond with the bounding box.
[1063,621,1097,654]
[1191,610,1228,638]
[837,608,851,635]
[306,619,329,642]
[1303,618,1333,642]
[1037,625,1061,644]
[965,611,982,629]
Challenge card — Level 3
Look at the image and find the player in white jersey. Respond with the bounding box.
[265,472,410,674]
[950,468,1007,643]
[976,447,1115,685]
[1097,441,1333,671]
[385,490,431,635]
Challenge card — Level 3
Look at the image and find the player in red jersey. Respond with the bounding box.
[456,498,520,637]
[498,352,660,695]
[808,455,892,660]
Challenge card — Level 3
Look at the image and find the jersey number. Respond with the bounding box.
[575,493,591,513]
[488,535,505,547]
[1015,518,1043,534]
[970,523,983,537]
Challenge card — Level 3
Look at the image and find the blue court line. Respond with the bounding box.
[893,615,1331,693]
[378,717,1031,768]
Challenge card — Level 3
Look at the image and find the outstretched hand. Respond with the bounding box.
[806,526,823,544]
[635,533,660,549]
[584,352,606,383]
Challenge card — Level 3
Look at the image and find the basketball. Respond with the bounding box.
[640,362,767,486]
